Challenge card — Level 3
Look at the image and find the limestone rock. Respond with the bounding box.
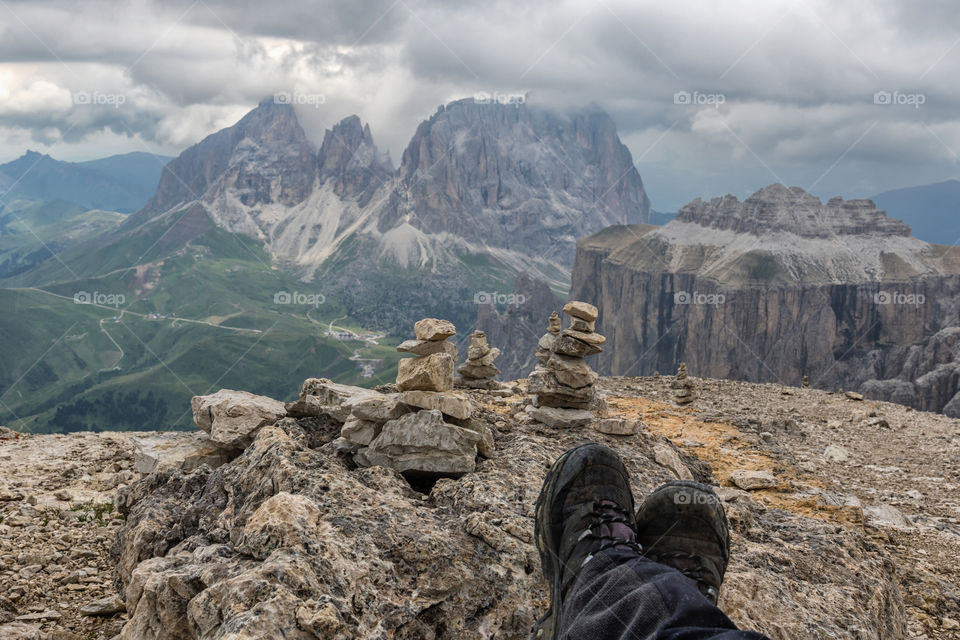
[457,362,501,379]
[191,389,285,449]
[729,469,777,490]
[561,328,606,346]
[594,417,640,436]
[396,339,458,358]
[397,353,454,392]
[526,405,594,428]
[238,492,322,560]
[341,419,383,446]
[652,442,695,480]
[364,410,480,474]
[553,333,602,357]
[132,432,231,474]
[79,594,125,617]
[399,391,472,420]
[286,378,375,422]
[414,318,456,341]
[343,393,409,422]
[548,353,599,389]
[562,301,598,322]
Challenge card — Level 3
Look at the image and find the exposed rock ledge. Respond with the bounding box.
[2,377,959,639]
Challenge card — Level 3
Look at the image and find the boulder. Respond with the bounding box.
[397,339,458,358]
[399,391,472,420]
[526,405,594,428]
[414,318,456,341]
[286,378,375,422]
[191,390,286,449]
[80,594,125,617]
[397,353,454,392]
[562,301,598,322]
[364,410,480,474]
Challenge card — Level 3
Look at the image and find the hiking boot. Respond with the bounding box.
[634,480,730,605]
[532,443,640,639]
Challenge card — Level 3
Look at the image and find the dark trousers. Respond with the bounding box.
[558,547,770,640]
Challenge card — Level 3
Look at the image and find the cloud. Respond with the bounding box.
[0,0,959,208]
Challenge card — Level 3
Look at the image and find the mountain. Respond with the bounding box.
[871,179,960,245]
[0,97,648,432]
[0,150,172,213]
[571,184,960,414]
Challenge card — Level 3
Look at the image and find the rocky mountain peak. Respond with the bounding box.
[318,115,392,200]
[382,98,649,264]
[675,184,912,238]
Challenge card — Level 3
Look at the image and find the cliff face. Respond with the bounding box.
[570,185,960,414]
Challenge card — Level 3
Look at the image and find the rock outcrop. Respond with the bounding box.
[5,377,960,638]
[571,184,960,414]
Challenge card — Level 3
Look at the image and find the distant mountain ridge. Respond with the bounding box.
[572,184,960,415]
[0,150,172,213]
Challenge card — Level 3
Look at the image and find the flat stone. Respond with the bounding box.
[457,362,501,379]
[526,405,594,428]
[729,470,777,491]
[562,329,606,346]
[526,369,595,409]
[364,410,480,475]
[286,379,376,422]
[397,339,458,358]
[844,391,865,401]
[452,417,495,458]
[552,334,602,357]
[562,301,598,322]
[397,353,454,392]
[79,594,125,617]
[467,345,490,360]
[547,353,598,389]
[399,391,473,420]
[569,317,596,332]
[537,333,557,352]
[594,418,640,436]
[863,504,911,529]
[343,393,410,422]
[192,389,286,450]
[133,432,231,474]
[341,419,383,446]
[414,318,456,341]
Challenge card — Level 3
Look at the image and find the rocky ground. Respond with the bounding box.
[1,376,958,639]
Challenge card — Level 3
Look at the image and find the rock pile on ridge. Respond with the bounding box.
[340,319,491,476]
[456,330,503,389]
[526,302,606,428]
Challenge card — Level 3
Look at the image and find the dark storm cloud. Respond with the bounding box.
[0,0,959,207]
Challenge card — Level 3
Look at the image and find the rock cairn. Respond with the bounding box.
[802,375,810,389]
[339,319,493,476]
[525,302,605,428]
[456,330,502,389]
[672,362,695,405]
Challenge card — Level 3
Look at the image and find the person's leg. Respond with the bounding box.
[533,443,769,640]
[559,546,767,640]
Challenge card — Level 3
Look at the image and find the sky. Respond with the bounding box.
[1,0,959,211]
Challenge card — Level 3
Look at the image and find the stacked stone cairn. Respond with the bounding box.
[456,330,503,389]
[339,318,493,477]
[525,302,606,428]
[802,375,810,389]
[672,362,695,405]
